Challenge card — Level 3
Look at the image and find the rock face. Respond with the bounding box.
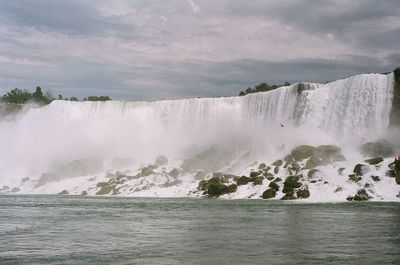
[390,67,400,126]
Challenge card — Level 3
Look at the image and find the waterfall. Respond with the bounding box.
[0,72,395,185]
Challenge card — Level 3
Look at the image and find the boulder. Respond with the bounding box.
[81,191,88,196]
[262,188,276,199]
[249,171,261,178]
[304,156,322,169]
[353,189,371,201]
[297,189,310,199]
[291,145,315,160]
[273,167,279,174]
[236,176,250,186]
[96,182,114,195]
[155,155,168,167]
[353,164,370,176]
[275,177,282,182]
[284,175,302,189]
[207,182,229,197]
[168,168,181,179]
[360,140,394,158]
[386,170,395,178]
[272,160,283,167]
[289,162,301,175]
[371,176,381,182]
[253,176,264,185]
[141,166,154,177]
[334,187,343,193]
[266,176,275,181]
[227,184,237,193]
[396,172,400,185]
[268,181,280,191]
[258,163,267,169]
[58,189,69,195]
[364,157,383,165]
[348,174,362,183]
[281,192,296,200]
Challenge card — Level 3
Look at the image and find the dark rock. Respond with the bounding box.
[236,176,250,186]
[281,192,296,200]
[364,157,383,165]
[386,170,395,178]
[273,167,279,174]
[310,180,318,183]
[167,168,180,179]
[297,189,310,199]
[348,174,362,183]
[262,188,276,199]
[353,189,371,201]
[272,160,283,167]
[291,145,315,160]
[81,191,88,196]
[96,182,114,195]
[364,183,371,188]
[284,175,302,189]
[207,182,229,197]
[266,175,275,181]
[253,176,264,185]
[396,172,400,185]
[227,184,237,193]
[275,177,282,182]
[334,187,343,193]
[249,171,261,178]
[371,176,381,182]
[360,140,394,158]
[58,189,69,195]
[263,166,271,173]
[346,196,354,201]
[304,156,322,169]
[258,163,267,169]
[155,155,168,167]
[289,162,301,174]
[388,161,396,170]
[141,166,154,177]
[324,181,329,185]
[353,164,370,176]
[269,181,280,191]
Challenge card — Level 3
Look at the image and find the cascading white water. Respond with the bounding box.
[0,73,395,187]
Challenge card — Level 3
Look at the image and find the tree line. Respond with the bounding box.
[239,81,291,96]
[0,87,111,105]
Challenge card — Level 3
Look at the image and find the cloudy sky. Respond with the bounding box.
[0,0,399,100]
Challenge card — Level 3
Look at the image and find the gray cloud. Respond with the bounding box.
[0,0,399,101]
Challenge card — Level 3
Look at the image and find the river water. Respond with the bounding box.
[0,195,399,265]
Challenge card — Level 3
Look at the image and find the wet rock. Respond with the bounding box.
[371,176,381,182]
[58,189,69,195]
[273,167,279,174]
[96,182,114,195]
[334,187,343,193]
[249,171,261,178]
[364,157,383,165]
[155,155,168,167]
[266,176,275,181]
[258,163,267,169]
[275,177,282,182]
[268,181,280,192]
[388,161,396,170]
[291,145,315,160]
[296,189,310,199]
[81,191,88,196]
[284,175,302,189]
[253,176,264,185]
[396,172,400,185]
[272,160,283,167]
[360,140,394,158]
[207,182,229,197]
[386,170,395,178]
[220,175,229,184]
[353,164,370,176]
[289,162,301,175]
[284,154,294,163]
[348,174,362,183]
[227,184,237,193]
[281,192,296,200]
[236,176,250,186]
[304,156,322,169]
[262,188,276,199]
[168,168,181,179]
[308,169,321,179]
[353,189,372,201]
[141,166,154,177]
[197,180,208,191]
